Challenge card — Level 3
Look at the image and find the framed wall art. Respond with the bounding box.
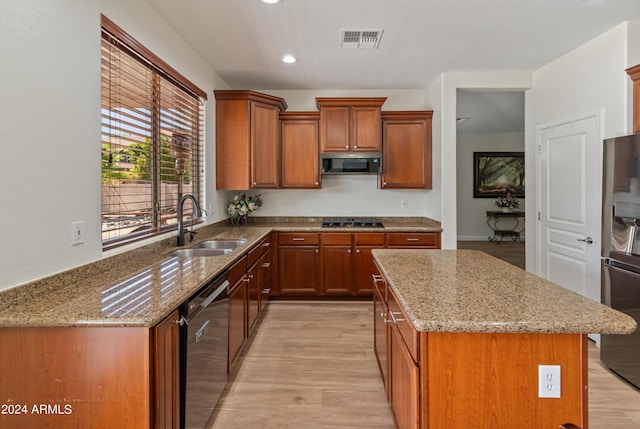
[473,152,525,198]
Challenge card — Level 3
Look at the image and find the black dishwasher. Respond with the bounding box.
[180,272,230,429]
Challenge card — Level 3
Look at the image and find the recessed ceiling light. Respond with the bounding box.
[261,0,282,4]
[282,54,297,64]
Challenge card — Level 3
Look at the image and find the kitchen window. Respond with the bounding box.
[100,15,206,250]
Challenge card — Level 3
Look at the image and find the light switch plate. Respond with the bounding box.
[538,364,561,398]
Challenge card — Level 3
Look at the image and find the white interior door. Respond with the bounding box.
[537,115,601,308]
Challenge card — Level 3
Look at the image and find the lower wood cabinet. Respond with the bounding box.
[322,233,353,295]
[228,256,248,369]
[277,233,321,295]
[373,274,388,391]
[259,238,272,312]
[276,231,440,297]
[354,233,386,295]
[154,309,181,429]
[0,314,180,429]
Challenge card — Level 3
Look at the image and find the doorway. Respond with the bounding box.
[455,90,526,266]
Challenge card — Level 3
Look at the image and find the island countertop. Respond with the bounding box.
[372,248,636,335]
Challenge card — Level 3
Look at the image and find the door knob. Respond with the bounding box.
[577,236,593,244]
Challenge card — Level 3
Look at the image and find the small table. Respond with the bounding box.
[486,210,524,242]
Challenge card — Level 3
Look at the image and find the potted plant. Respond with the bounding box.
[495,192,519,213]
[227,192,263,225]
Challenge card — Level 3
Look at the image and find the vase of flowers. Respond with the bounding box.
[495,192,519,212]
[227,192,263,225]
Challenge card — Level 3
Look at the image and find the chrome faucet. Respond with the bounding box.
[177,194,204,246]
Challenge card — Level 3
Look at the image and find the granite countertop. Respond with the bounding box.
[372,248,637,335]
[0,217,441,328]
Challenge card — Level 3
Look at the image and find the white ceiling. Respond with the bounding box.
[146,0,640,133]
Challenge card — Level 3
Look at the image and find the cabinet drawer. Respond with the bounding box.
[278,233,320,245]
[259,237,271,255]
[228,255,247,285]
[247,243,261,267]
[388,289,419,363]
[388,232,438,247]
[322,233,352,246]
[355,232,385,246]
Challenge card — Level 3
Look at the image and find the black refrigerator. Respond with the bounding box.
[601,133,640,389]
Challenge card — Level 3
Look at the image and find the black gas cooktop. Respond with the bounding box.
[321,217,384,228]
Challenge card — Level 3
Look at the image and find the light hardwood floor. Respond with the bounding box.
[209,301,640,429]
[209,243,638,428]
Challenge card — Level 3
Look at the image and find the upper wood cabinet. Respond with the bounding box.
[280,112,321,188]
[215,90,287,190]
[381,111,433,189]
[627,64,640,134]
[316,97,386,152]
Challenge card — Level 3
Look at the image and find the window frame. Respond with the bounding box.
[101,15,207,250]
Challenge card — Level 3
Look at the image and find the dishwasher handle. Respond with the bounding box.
[200,280,229,309]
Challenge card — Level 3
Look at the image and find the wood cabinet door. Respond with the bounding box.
[320,105,350,152]
[280,113,320,188]
[154,310,180,429]
[373,286,388,394]
[228,277,247,369]
[354,246,380,295]
[250,100,280,188]
[322,245,353,295]
[382,111,432,189]
[351,106,382,151]
[389,322,420,429]
[247,259,260,333]
[277,245,321,294]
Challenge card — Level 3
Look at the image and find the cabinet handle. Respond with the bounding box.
[243,276,250,282]
[176,316,188,326]
[347,249,351,253]
[315,249,319,253]
[345,145,349,149]
[389,311,405,323]
[383,181,387,186]
[249,274,254,279]
[372,274,384,283]
[262,288,271,294]
[315,182,319,186]
[354,144,358,148]
[356,249,361,253]
[262,262,271,268]
[406,238,419,241]
[253,181,257,186]
[292,238,305,241]
[262,242,270,247]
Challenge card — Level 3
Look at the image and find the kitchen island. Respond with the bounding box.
[372,249,636,429]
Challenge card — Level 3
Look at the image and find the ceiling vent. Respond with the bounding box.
[341,29,383,49]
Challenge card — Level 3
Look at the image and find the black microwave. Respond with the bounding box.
[321,153,382,175]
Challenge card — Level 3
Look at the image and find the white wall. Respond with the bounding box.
[0,0,229,292]
[525,22,633,272]
[251,89,441,220]
[456,133,525,240]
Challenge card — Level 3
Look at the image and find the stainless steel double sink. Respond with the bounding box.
[168,239,247,257]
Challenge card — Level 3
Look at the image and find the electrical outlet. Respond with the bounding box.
[292,199,298,209]
[538,365,561,398]
[72,221,85,245]
[401,200,408,209]
[209,203,215,215]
